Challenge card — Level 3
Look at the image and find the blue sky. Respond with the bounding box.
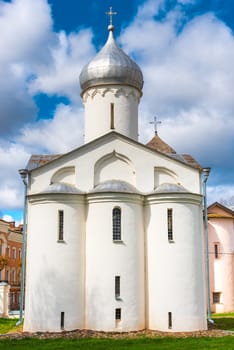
[0,0,234,223]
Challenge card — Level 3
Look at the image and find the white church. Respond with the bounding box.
[23,19,208,333]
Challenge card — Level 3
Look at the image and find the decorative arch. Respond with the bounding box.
[50,166,75,185]
[154,167,178,189]
[94,151,136,187]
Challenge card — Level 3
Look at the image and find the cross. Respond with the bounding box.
[105,6,117,26]
[149,116,162,135]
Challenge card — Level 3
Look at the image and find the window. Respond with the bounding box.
[6,269,9,282]
[113,208,121,241]
[18,248,22,260]
[110,103,115,129]
[58,210,64,241]
[0,242,2,255]
[12,269,15,283]
[214,244,219,259]
[213,292,221,304]
[167,208,173,241]
[168,312,172,329]
[115,276,120,299]
[61,312,65,330]
[12,247,16,259]
[115,308,121,321]
[6,247,9,257]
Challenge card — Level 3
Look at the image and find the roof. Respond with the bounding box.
[89,180,141,194]
[154,183,189,193]
[27,154,62,171]
[79,26,143,93]
[208,202,234,218]
[146,133,202,170]
[146,133,176,154]
[25,131,202,173]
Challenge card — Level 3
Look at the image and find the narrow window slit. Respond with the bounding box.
[167,208,173,241]
[58,210,64,241]
[168,312,172,329]
[61,312,65,330]
[110,103,115,129]
[115,276,120,299]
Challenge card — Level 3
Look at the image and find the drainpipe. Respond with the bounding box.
[16,169,28,326]
[202,167,214,325]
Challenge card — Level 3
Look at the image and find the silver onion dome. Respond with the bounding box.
[79,25,144,93]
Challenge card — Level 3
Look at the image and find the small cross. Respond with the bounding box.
[149,116,162,135]
[105,6,117,26]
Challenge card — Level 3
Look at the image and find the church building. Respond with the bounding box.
[22,19,208,332]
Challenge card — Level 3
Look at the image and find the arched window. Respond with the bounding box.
[113,207,121,241]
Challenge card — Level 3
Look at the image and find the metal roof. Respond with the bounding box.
[79,26,143,93]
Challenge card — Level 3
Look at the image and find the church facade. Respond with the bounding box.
[23,23,207,332]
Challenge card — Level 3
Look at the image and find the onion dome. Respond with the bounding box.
[79,25,143,94]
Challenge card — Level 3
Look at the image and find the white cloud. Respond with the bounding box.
[0,0,53,136]
[120,2,234,195]
[18,103,84,153]
[29,29,95,103]
[2,214,14,222]
[0,0,52,64]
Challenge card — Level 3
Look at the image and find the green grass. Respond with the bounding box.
[212,312,234,318]
[212,313,234,331]
[0,318,21,334]
[0,337,233,350]
[0,316,233,350]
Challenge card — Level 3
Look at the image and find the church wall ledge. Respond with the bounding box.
[144,192,202,205]
[86,192,144,204]
[28,193,86,205]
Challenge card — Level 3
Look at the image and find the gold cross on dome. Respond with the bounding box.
[149,116,162,135]
[105,6,117,25]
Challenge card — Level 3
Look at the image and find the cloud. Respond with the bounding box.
[29,29,95,103]
[120,1,234,195]
[0,142,29,210]
[0,0,53,136]
[18,103,84,153]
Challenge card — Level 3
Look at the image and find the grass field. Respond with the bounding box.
[0,337,233,350]
[212,312,234,331]
[0,315,232,350]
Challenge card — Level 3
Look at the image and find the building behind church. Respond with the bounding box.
[207,202,234,313]
[0,219,22,312]
[22,21,209,332]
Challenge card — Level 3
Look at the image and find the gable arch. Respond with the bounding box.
[154,167,178,189]
[50,166,75,185]
[94,151,136,187]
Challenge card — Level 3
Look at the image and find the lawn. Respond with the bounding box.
[0,315,233,350]
[0,318,21,334]
[0,337,233,350]
[212,313,234,331]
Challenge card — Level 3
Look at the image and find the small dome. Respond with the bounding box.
[40,182,83,194]
[90,180,140,194]
[154,183,188,193]
[79,26,143,93]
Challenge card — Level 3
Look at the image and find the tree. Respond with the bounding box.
[0,256,9,271]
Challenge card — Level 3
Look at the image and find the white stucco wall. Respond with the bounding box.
[85,193,145,331]
[83,86,141,143]
[146,193,207,331]
[24,195,85,332]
